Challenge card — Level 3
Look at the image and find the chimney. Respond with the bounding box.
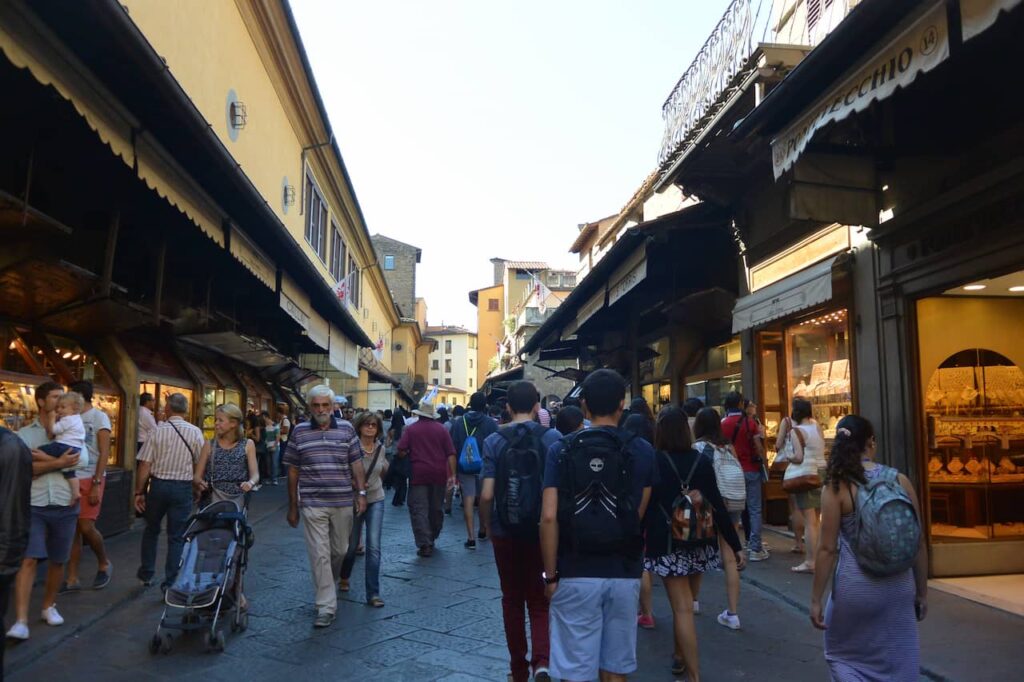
[489,257,506,286]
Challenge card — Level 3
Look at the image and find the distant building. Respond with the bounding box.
[423,325,478,400]
[371,234,421,318]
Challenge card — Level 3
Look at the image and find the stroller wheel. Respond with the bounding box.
[213,630,226,652]
[155,632,173,655]
[148,634,160,656]
[237,610,249,632]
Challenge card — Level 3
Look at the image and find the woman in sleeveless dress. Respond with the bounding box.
[810,415,928,681]
[194,403,258,509]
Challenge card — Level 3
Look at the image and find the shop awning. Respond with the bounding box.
[770,1,950,179]
[961,0,1023,41]
[732,257,837,333]
[179,332,293,368]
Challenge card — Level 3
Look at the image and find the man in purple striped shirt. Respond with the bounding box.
[284,385,367,628]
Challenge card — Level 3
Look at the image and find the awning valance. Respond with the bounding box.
[771,1,950,179]
[961,0,1023,42]
[732,257,837,333]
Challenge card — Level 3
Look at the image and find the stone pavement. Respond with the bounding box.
[4,486,1020,681]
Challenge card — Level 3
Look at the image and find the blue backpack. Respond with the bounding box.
[457,418,482,474]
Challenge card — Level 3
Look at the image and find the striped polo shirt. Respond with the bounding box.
[282,417,360,507]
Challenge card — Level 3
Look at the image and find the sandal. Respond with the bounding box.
[790,544,805,554]
[791,562,815,574]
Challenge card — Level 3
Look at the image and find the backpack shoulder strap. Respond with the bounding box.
[464,417,476,438]
[683,453,702,489]
[659,450,683,484]
[791,424,806,448]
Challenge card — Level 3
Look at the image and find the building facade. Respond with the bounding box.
[371,234,421,319]
[0,0,402,532]
[424,326,478,398]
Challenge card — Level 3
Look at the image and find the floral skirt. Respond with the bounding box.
[644,543,721,577]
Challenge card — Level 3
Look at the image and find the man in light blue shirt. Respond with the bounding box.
[6,381,88,642]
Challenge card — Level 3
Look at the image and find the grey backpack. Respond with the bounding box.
[851,466,921,577]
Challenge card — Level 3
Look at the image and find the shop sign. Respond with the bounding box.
[961,0,1023,42]
[771,1,949,179]
[576,287,607,330]
[750,224,850,292]
[609,258,647,307]
[280,292,310,330]
[658,0,757,168]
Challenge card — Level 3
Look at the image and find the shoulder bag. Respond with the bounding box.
[782,426,821,493]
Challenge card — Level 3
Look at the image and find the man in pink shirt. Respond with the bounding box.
[397,401,456,557]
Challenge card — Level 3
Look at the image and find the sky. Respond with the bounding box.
[290,0,730,330]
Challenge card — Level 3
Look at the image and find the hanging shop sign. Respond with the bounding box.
[771,1,950,179]
[960,0,1023,42]
[608,247,648,307]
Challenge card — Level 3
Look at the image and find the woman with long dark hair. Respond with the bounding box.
[776,397,826,573]
[691,407,746,630]
[388,407,410,506]
[645,407,744,681]
[810,415,927,680]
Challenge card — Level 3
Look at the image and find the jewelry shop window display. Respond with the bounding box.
[758,309,854,467]
[917,288,1024,548]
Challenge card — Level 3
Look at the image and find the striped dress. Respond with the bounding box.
[824,467,919,681]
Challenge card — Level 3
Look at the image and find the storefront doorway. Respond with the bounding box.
[915,269,1024,582]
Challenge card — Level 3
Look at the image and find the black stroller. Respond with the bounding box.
[149,499,254,654]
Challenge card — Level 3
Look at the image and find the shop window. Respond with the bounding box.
[488,299,499,312]
[683,338,742,414]
[383,255,395,270]
[918,292,1024,546]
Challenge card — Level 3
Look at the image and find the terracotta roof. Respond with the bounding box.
[500,261,549,270]
[598,170,660,247]
[570,215,616,253]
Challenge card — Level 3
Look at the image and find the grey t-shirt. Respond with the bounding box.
[78,406,112,478]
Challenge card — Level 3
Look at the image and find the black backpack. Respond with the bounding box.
[495,423,549,538]
[557,429,640,556]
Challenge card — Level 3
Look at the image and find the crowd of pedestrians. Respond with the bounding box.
[0,370,929,681]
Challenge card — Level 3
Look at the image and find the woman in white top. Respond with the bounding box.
[776,397,826,573]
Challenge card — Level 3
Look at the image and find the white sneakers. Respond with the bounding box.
[5,621,29,640]
[42,605,65,626]
[717,609,741,630]
[5,605,66,642]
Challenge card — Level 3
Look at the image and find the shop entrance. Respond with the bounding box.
[916,269,1024,585]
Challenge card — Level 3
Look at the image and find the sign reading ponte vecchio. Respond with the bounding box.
[771,1,949,179]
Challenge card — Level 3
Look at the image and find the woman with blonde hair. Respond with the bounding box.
[194,403,259,508]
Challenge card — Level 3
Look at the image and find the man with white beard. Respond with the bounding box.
[283,385,367,628]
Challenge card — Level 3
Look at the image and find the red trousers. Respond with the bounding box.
[491,535,550,682]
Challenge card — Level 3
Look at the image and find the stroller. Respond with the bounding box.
[149,499,254,654]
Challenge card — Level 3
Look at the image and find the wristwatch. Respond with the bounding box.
[92,477,103,485]
[542,570,559,585]
[358,490,367,497]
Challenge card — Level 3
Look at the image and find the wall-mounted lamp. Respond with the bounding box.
[229,101,247,129]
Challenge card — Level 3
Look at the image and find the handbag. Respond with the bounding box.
[782,425,821,493]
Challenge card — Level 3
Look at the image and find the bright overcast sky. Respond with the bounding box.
[291,0,729,329]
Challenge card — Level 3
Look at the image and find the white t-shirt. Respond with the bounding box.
[53,414,86,452]
[79,406,113,478]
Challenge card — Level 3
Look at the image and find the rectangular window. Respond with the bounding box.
[304,173,328,262]
[547,272,560,286]
[347,255,360,307]
[469,358,474,368]
[330,222,345,281]
[469,337,477,349]
[432,378,439,385]
[562,274,576,287]
[515,271,532,280]
[469,378,473,388]
[445,378,452,386]
[431,359,439,370]
[488,299,499,312]
[383,254,395,270]
[445,359,452,373]
[445,340,452,354]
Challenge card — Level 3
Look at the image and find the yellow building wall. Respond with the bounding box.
[475,284,504,386]
[124,0,398,368]
[390,325,418,377]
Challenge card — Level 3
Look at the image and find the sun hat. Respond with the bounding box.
[412,401,438,419]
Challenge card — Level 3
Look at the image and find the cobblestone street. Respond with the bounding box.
[7,483,1022,681]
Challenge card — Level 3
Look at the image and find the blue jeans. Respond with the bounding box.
[339,499,384,601]
[138,478,193,588]
[270,447,281,480]
[743,471,764,552]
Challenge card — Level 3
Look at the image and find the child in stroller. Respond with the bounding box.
[149,499,253,654]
